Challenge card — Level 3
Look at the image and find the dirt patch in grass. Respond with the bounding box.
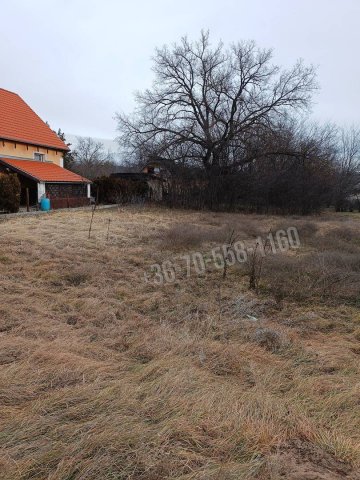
[267,439,358,479]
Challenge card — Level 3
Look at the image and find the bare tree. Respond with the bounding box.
[238,119,338,214]
[117,31,317,175]
[333,126,360,210]
[72,137,117,179]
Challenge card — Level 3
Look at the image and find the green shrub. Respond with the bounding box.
[0,173,21,213]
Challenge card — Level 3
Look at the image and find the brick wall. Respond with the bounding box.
[45,183,87,198]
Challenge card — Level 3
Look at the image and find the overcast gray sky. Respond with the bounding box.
[1,0,359,141]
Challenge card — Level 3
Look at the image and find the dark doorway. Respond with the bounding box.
[16,175,38,206]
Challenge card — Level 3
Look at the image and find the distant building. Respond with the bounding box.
[0,88,91,207]
[142,157,173,179]
[110,172,165,202]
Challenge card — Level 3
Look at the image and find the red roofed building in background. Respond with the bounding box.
[0,88,91,208]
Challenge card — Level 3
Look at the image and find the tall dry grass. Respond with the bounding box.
[0,207,359,479]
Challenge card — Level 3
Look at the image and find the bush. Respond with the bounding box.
[0,174,20,213]
[262,251,360,305]
[158,222,227,249]
[93,176,148,204]
[252,328,285,352]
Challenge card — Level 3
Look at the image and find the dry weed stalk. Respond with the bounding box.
[222,228,238,280]
[248,231,272,292]
[88,187,99,239]
[106,218,111,241]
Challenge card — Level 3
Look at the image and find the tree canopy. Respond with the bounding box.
[117,31,317,172]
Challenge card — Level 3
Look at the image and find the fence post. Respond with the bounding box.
[26,188,30,212]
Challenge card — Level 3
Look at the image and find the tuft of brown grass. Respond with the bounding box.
[157,222,229,250]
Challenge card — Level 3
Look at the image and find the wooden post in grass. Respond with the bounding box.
[106,218,111,241]
[88,187,99,239]
[26,188,30,212]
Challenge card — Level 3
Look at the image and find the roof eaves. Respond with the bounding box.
[0,158,40,182]
[0,135,70,152]
[0,158,92,183]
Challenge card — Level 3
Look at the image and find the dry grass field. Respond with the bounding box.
[0,206,359,480]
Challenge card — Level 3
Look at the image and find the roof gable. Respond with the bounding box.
[0,88,69,151]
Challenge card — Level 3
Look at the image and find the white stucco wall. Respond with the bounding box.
[37,182,46,202]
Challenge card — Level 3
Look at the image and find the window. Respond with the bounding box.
[34,152,45,162]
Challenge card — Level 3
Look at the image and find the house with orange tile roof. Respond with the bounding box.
[0,88,91,207]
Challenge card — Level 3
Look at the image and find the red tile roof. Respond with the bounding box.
[0,88,69,151]
[0,158,91,183]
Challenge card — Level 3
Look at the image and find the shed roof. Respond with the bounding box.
[0,157,91,183]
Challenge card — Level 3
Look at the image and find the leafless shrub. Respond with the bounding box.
[64,270,90,286]
[233,294,275,319]
[232,217,267,239]
[158,223,228,249]
[221,229,237,280]
[199,213,268,239]
[274,220,318,246]
[331,226,359,242]
[325,226,360,251]
[262,250,360,304]
[293,221,319,242]
[304,225,360,253]
[244,235,273,291]
[252,328,285,352]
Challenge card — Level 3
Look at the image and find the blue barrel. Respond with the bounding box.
[40,198,51,211]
